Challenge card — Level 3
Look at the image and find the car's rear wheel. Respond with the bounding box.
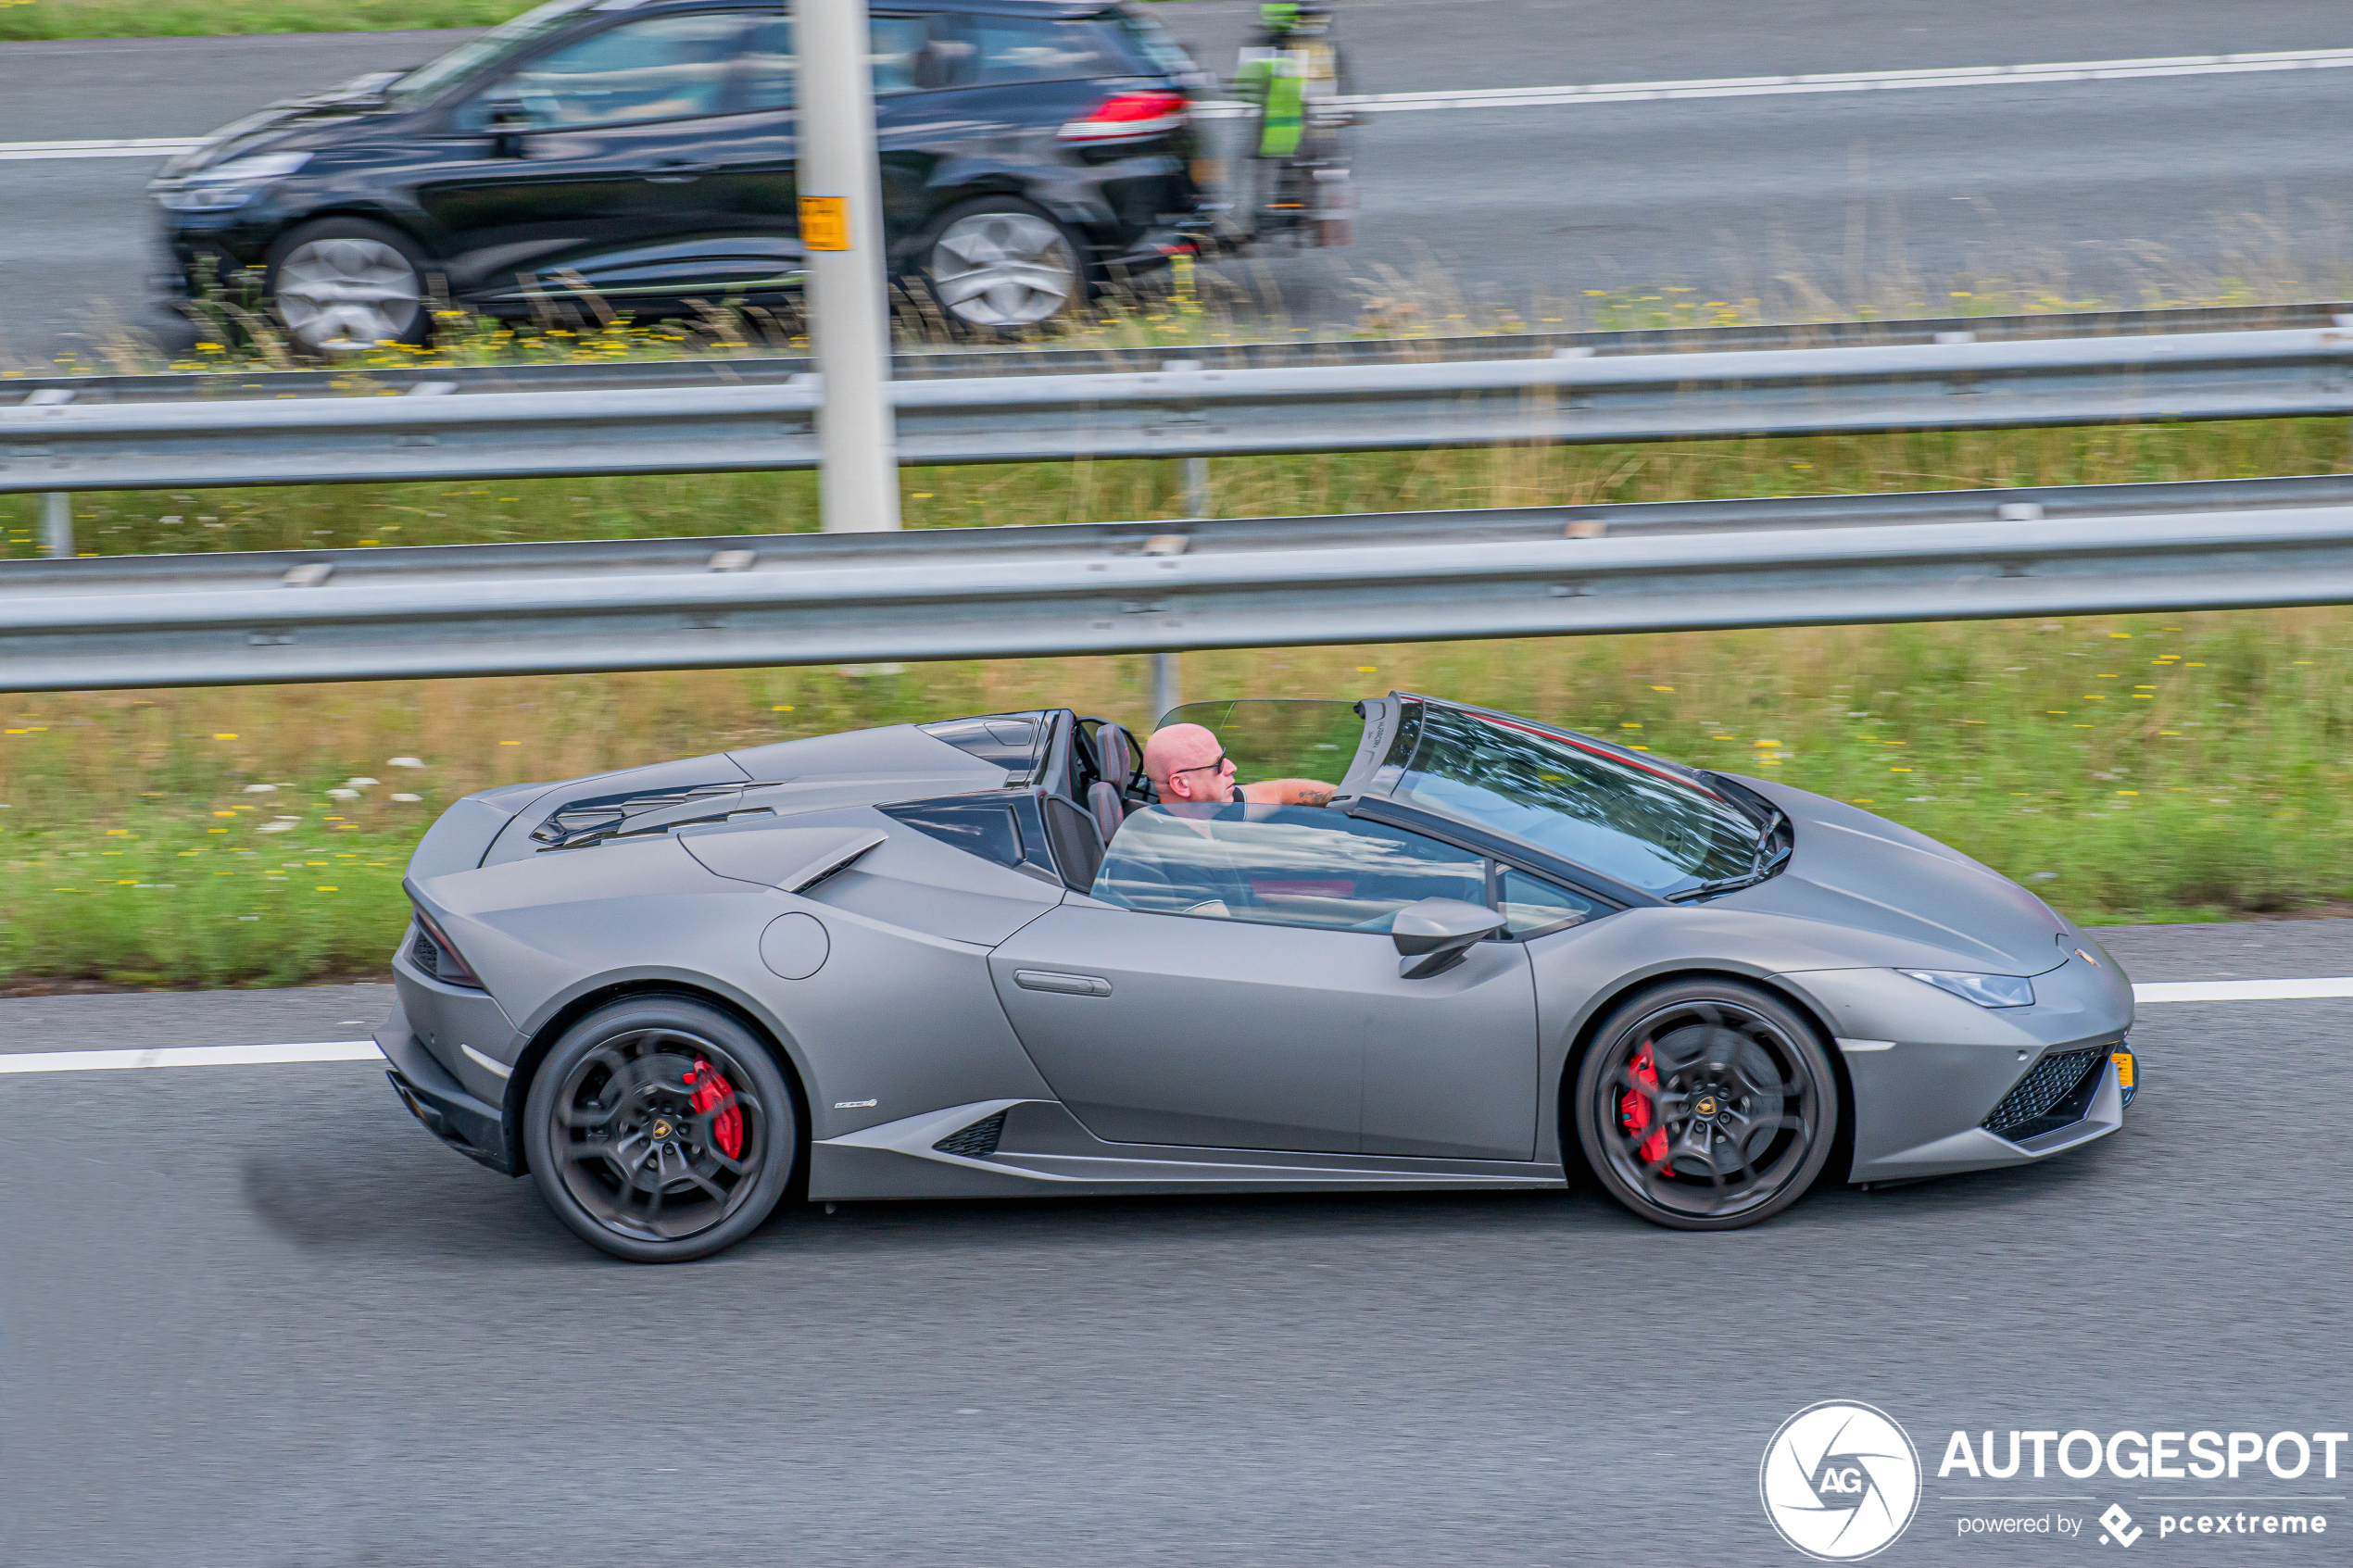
[919,197,1084,332]
[1572,979,1838,1230]
[266,217,430,354]
[522,996,799,1262]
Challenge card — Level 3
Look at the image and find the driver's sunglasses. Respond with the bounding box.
[1169,751,1233,779]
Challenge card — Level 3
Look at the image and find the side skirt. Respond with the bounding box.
[810,1098,1569,1201]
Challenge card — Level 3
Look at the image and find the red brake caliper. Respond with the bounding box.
[1618,1042,1673,1175]
[683,1059,745,1161]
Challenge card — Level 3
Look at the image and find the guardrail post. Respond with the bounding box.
[1182,457,1210,518]
[1152,653,1182,725]
[41,493,72,558]
[799,0,901,533]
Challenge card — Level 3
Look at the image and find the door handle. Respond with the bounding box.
[1013,970,1113,997]
[645,159,717,183]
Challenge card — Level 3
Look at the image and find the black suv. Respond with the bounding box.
[149,0,1214,351]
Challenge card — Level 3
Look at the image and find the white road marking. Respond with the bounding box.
[0,136,206,161]
[1191,46,2353,119]
[2132,977,2353,1004]
[0,1039,382,1073]
[6,45,2351,163]
[0,975,2348,1074]
[1328,45,2353,113]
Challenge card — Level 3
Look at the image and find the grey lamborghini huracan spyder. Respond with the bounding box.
[379,694,2137,1261]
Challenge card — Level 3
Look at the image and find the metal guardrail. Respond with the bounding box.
[8,325,2353,499]
[6,301,2347,405]
[6,473,2352,692]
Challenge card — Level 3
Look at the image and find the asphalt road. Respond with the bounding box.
[3,918,2349,1566]
[4,0,2353,368]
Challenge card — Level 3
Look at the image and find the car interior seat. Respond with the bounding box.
[1083,721,1141,844]
[1086,781,1126,846]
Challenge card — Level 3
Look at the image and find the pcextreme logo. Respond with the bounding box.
[1761,1400,1925,1561]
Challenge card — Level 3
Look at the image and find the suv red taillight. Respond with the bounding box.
[409,906,484,989]
[1059,89,1189,143]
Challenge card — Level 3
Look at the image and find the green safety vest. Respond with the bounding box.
[1235,46,1308,157]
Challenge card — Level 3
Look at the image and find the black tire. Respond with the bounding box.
[1571,978,1839,1231]
[913,195,1088,334]
[522,995,800,1262]
[264,216,434,354]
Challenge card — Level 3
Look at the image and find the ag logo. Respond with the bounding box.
[1760,1400,1922,1561]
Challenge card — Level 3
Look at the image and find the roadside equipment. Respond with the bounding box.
[1230,0,1355,246]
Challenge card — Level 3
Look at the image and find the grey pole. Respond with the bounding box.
[1151,653,1181,724]
[1182,456,1210,519]
[41,493,72,558]
[797,0,900,533]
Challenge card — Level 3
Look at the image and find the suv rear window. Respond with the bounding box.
[1110,8,1199,78]
[957,15,1126,83]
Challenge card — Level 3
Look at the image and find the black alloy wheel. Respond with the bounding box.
[522,996,800,1262]
[1572,979,1839,1230]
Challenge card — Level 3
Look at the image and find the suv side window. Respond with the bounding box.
[959,15,1124,84]
[737,13,943,111]
[480,11,750,130]
[1092,804,1487,932]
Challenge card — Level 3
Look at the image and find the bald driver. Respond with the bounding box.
[1141,722,1337,808]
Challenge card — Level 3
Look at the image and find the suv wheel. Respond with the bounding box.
[267,217,430,354]
[921,198,1083,331]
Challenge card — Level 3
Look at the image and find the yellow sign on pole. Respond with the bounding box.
[799,195,851,252]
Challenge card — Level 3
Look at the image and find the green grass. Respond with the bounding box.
[4,414,2344,558]
[5,412,2353,988]
[5,611,2350,988]
[1,0,528,42]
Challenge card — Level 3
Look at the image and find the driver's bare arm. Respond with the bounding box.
[1240,779,1339,808]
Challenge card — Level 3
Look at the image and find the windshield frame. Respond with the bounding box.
[1360,694,1780,900]
[385,0,602,110]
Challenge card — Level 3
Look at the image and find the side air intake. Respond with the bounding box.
[933,1110,1009,1160]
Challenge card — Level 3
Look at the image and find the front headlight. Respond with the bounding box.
[153,150,312,211]
[1898,969,2035,1009]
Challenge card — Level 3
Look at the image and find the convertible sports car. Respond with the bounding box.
[378,695,2138,1261]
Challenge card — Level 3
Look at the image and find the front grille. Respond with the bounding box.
[933,1110,1008,1160]
[409,926,441,980]
[1982,1047,2106,1139]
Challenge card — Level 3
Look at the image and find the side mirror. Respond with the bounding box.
[484,96,533,154]
[1390,897,1506,980]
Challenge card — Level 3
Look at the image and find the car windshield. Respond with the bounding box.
[388,0,592,108]
[1390,700,1763,896]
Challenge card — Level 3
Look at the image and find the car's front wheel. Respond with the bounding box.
[266,217,430,354]
[1572,979,1839,1230]
[919,198,1085,332]
[522,995,800,1262]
